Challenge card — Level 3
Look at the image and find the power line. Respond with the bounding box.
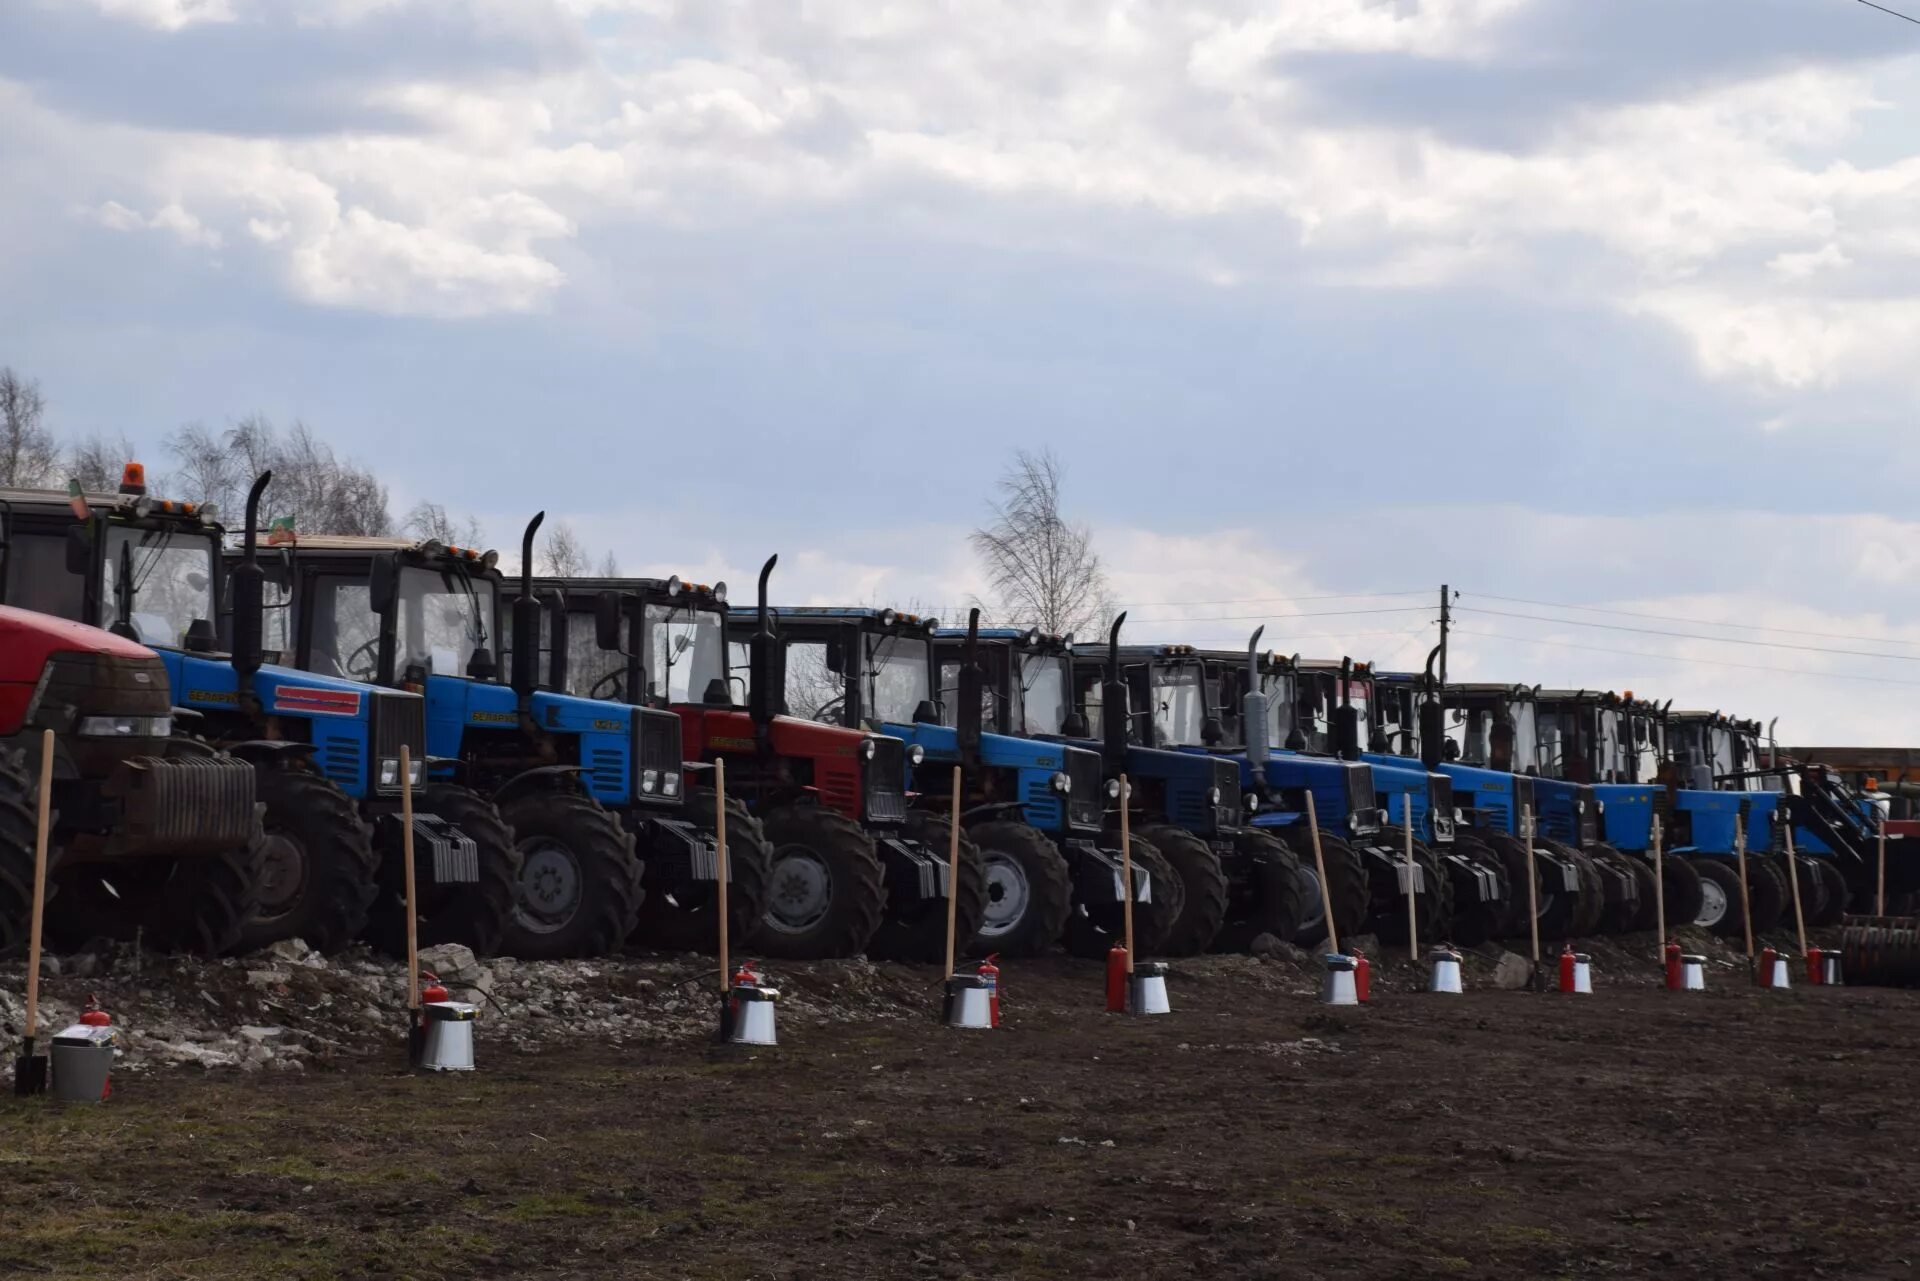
[1454,605,1920,663]
[1858,0,1920,25]
[1465,590,1920,649]
[1113,589,1430,609]
[1450,626,1920,688]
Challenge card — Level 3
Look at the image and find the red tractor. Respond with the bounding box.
[0,605,266,954]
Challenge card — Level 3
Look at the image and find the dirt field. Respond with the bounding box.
[2,939,1916,1281]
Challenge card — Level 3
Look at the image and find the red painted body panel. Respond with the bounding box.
[0,605,158,735]
[672,706,869,820]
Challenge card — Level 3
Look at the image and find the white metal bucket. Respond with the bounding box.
[729,985,780,1045]
[1681,955,1706,991]
[420,1001,478,1072]
[1321,954,1357,1006]
[50,1024,115,1103]
[1572,956,1592,995]
[1128,961,1171,1015]
[1427,949,1463,995]
[1764,957,1791,990]
[945,976,992,1029]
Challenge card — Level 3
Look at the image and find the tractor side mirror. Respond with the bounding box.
[65,524,91,575]
[594,591,622,652]
[824,636,846,675]
[1201,714,1225,747]
[1061,709,1089,739]
[368,552,398,616]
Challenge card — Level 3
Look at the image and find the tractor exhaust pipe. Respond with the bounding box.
[748,555,783,745]
[510,513,544,700]
[957,608,984,766]
[1418,643,1444,770]
[1336,657,1359,762]
[230,470,271,681]
[1101,612,1129,762]
[1242,626,1269,768]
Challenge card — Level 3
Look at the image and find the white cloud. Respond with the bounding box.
[90,198,223,247]
[74,0,237,31]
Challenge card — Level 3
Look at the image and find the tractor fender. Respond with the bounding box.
[221,740,320,767]
[491,763,588,807]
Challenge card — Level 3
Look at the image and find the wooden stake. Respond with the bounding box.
[1784,824,1808,957]
[1651,814,1667,961]
[1734,821,1754,961]
[1878,808,1888,918]
[1523,805,1540,965]
[24,729,54,1042]
[1304,790,1337,955]
[401,744,419,1010]
[1118,775,1135,973]
[715,757,730,992]
[1403,793,1419,963]
[944,765,963,979]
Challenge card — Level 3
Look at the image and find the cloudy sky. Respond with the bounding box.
[5,0,1920,743]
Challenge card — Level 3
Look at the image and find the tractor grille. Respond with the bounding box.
[635,708,683,807]
[864,737,908,825]
[317,735,363,792]
[1513,774,1535,824]
[1064,747,1104,832]
[368,691,424,795]
[1211,758,1239,833]
[110,752,257,855]
[1345,763,1375,816]
[1428,774,1455,842]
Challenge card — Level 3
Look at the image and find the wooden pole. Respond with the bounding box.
[944,765,963,978]
[715,757,730,992]
[401,744,419,1010]
[1784,824,1808,957]
[1878,809,1888,918]
[1734,820,1754,961]
[24,729,54,1042]
[1651,814,1667,961]
[1523,805,1540,965]
[1118,776,1135,973]
[1403,793,1419,963]
[1303,791,1338,955]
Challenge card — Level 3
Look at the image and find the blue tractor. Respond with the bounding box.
[261,514,665,959]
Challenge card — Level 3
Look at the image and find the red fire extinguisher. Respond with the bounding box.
[1105,944,1129,1012]
[1664,939,1682,991]
[1805,946,1825,986]
[419,971,450,1006]
[977,955,1001,1027]
[1354,951,1371,1003]
[729,961,759,1020]
[1757,945,1777,987]
[80,993,110,1028]
[1558,943,1577,993]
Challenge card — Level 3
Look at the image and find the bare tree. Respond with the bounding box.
[166,415,392,536]
[538,520,589,577]
[597,549,619,578]
[0,368,58,488]
[67,433,140,493]
[970,448,1112,636]
[404,501,486,549]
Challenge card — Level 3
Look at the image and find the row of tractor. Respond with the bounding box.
[0,464,1904,963]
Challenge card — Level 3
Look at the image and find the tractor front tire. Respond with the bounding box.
[498,789,643,960]
[239,769,378,956]
[1064,835,1183,959]
[1589,845,1644,934]
[1213,830,1309,953]
[1693,858,1747,936]
[751,805,887,959]
[0,748,42,955]
[1810,859,1849,926]
[629,790,773,954]
[1446,834,1509,948]
[1290,830,1370,948]
[1140,825,1229,956]
[964,820,1072,958]
[1661,852,1705,929]
[367,785,522,958]
[867,811,988,963]
[1745,856,1788,933]
[1372,828,1454,946]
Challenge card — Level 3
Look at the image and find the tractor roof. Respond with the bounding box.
[282,534,418,551]
[936,626,1074,650]
[0,481,216,527]
[757,606,940,631]
[539,576,728,606]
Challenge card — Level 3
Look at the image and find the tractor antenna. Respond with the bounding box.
[230,470,272,682]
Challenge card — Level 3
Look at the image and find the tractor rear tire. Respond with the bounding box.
[1445,834,1509,948]
[629,790,773,954]
[1745,856,1787,932]
[1661,852,1705,929]
[366,785,522,958]
[964,820,1072,958]
[0,748,42,956]
[239,769,378,956]
[1372,828,1454,946]
[1213,830,1309,953]
[1589,845,1643,934]
[1141,825,1229,956]
[1620,854,1660,932]
[498,789,643,960]
[1479,831,1566,941]
[1289,830,1370,948]
[1541,840,1602,938]
[1785,856,1825,928]
[1810,859,1849,926]
[1693,858,1747,936]
[752,805,887,959]
[867,811,988,963]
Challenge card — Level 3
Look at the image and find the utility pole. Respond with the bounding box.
[1438,583,1452,689]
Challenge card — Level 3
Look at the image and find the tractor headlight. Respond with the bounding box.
[1209,787,1222,805]
[1106,778,1122,799]
[77,715,172,738]
[860,738,877,761]
[663,771,680,797]
[1245,793,1260,813]
[379,758,399,787]
[1050,771,1072,794]
[409,759,423,785]
[641,769,659,794]
[908,745,925,766]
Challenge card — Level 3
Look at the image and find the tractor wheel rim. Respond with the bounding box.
[764,844,833,934]
[253,831,308,920]
[977,851,1032,938]
[1697,878,1728,927]
[515,838,582,933]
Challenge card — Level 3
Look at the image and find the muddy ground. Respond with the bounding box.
[2,930,1916,1280]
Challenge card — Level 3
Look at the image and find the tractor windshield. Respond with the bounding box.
[100,524,215,649]
[863,632,930,726]
[1261,671,1296,748]
[396,564,494,677]
[1016,652,1069,735]
[646,602,729,705]
[1628,714,1662,783]
[1595,708,1623,781]
[1148,661,1206,746]
[1508,700,1540,773]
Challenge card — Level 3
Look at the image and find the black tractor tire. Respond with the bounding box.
[1693,857,1748,936]
[963,819,1072,958]
[1064,835,1183,960]
[0,748,37,956]
[1480,830,1567,941]
[1744,856,1787,933]
[1661,852,1705,930]
[1445,833,1509,948]
[629,790,773,954]
[366,785,522,958]
[1289,830,1370,948]
[1620,853,1660,932]
[1540,840,1602,938]
[1371,827,1455,946]
[867,811,989,963]
[1809,859,1849,926]
[1213,830,1310,953]
[1140,825,1229,956]
[1589,845,1643,934]
[1783,856,1824,929]
[238,769,378,956]
[751,804,887,959]
[143,831,271,957]
[497,788,643,960]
